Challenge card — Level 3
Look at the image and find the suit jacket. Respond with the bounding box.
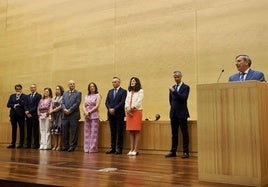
[62,90,82,120]
[7,93,28,118]
[169,83,190,119]
[229,69,266,82]
[105,87,127,119]
[24,92,42,118]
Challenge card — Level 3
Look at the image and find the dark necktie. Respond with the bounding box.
[240,73,245,81]
[113,89,117,99]
[30,94,34,102]
[175,84,179,92]
[69,91,73,98]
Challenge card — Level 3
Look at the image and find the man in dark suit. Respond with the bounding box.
[61,80,82,152]
[105,77,127,155]
[165,71,190,158]
[229,54,266,82]
[7,84,28,148]
[24,84,42,149]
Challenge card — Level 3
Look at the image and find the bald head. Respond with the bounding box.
[68,80,75,91]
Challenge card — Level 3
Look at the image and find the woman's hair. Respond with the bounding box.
[43,87,53,99]
[128,77,142,92]
[56,85,65,96]
[87,82,98,95]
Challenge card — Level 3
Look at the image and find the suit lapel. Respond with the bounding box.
[178,83,184,93]
[245,69,252,80]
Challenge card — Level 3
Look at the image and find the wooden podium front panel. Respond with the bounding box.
[197,81,268,186]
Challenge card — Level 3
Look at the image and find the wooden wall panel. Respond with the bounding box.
[0,0,268,150]
[0,120,198,154]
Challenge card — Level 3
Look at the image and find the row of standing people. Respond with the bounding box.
[5,54,267,158]
[6,84,66,151]
[6,77,145,156]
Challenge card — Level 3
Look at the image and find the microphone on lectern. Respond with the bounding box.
[217,69,224,83]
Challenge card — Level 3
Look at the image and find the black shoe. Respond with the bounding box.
[17,145,23,149]
[7,144,15,149]
[33,146,39,149]
[68,148,75,152]
[61,147,69,151]
[165,152,176,158]
[25,145,31,149]
[106,149,116,154]
[181,153,189,159]
[114,150,122,155]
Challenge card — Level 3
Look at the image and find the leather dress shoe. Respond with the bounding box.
[68,148,75,152]
[106,149,116,154]
[33,145,40,149]
[165,152,176,158]
[181,153,189,159]
[17,145,23,149]
[25,145,31,149]
[114,150,122,155]
[7,144,15,149]
[61,147,69,151]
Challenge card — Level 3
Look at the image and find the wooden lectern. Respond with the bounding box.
[197,81,268,186]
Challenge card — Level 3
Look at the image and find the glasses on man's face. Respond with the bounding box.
[15,88,22,91]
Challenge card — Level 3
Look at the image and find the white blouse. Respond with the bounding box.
[125,89,144,110]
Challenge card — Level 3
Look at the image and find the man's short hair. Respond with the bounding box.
[173,71,182,76]
[235,55,252,67]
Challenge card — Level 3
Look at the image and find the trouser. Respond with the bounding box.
[10,116,25,146]
[84,119,99,152]
[109,117,124,151]
[26,116,40,147]
[170,117,189,154]
[62,118,79,149]
[39,117,51,149]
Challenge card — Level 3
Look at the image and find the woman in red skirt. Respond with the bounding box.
[125,77,144,156]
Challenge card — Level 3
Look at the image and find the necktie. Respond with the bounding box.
[240,73,245,81]
[69,91,73,98]
[175,84,179,92]
[30,94,34,102]
[113,89,117,98]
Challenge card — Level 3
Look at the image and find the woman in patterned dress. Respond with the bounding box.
[83,82,101,153]
[50,85,64,151]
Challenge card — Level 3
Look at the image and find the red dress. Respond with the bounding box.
[126,91,142,131]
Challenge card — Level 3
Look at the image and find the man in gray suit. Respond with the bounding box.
[229,55,266,82]
[61,80,82,152]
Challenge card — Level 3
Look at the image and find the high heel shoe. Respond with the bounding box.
[52,147,56,151]
[132,151,139,156]
[127,151,133,156]
[56,147,61,151]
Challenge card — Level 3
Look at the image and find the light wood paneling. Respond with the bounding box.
[0,120,197,154]
[0,0,267,125]
[0,0,268,168]
[197,81,268,186]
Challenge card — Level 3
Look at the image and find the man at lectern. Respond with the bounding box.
[229,54,266,82]
[165,71,190,158]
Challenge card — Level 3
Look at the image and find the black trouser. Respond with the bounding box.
[62,118,79,149]
[109,116,124,151]
[26,116,40,147]
[10,116,25,146]
[170,117,189,154]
